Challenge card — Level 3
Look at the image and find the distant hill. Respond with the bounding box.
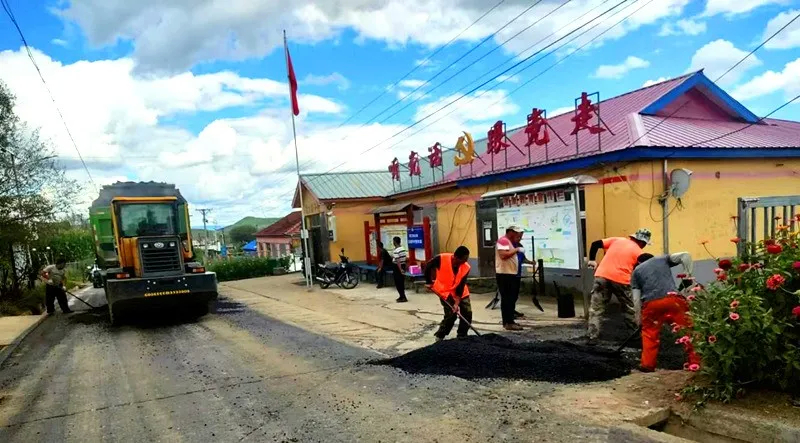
[191,216,279,242]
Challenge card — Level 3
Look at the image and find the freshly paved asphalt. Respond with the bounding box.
[0,289,609,442]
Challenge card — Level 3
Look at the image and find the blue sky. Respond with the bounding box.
[1,0,799,225]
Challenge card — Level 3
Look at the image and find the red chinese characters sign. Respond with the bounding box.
[486,120,510,155]
[570,92,605,135]
[408,151,421,176]
[427,142,442,168]
[524,108,550,147]
[389,158,400,181]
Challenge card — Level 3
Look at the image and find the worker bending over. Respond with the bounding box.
[41,257,73,315]
[425,246,472,341]
[631,252,700,372]
[586,228,651,344]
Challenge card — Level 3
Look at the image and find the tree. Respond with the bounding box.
[229,225,258,245]
[0,81,82,297]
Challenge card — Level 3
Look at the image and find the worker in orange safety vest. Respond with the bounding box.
[424,246,472,341]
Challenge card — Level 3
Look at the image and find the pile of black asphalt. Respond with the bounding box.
[378,334,632,383]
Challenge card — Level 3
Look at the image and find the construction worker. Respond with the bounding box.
[496,225,524,331]
[41,257,73,315]
[632,252,700,372]
[425,246,472,341]
[391,236,408,303]
[586,228,651,344]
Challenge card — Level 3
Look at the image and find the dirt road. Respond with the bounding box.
[0,287,609,443]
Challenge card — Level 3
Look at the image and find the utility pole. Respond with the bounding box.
[196,208,212,259]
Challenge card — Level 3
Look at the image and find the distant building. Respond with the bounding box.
[255,211,301,259]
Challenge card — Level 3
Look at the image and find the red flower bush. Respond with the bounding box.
[766,274,786,290]
[683,233,800,405]
[767,244,783,254]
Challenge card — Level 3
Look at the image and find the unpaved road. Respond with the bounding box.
[0,289,609,443]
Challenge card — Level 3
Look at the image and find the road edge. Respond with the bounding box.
[0,314,48,368]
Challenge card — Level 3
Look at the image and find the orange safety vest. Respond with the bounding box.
[431,253,471,299]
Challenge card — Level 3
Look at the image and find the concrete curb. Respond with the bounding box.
[0,314,48,369]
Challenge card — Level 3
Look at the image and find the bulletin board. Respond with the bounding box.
[496,199,580,270]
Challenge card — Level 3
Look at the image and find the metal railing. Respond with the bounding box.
[736,195,800,256]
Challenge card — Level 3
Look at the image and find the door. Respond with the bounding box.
[475,199,498,277]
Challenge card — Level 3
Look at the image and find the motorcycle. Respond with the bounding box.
[315,248,359,289]
[86,263,103,288]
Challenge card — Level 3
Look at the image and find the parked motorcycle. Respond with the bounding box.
[86,263,103,288]
[315,249,359,289]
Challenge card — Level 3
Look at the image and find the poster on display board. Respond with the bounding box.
[496,199,580,270]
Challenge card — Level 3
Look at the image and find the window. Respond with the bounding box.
[118,204,177,237]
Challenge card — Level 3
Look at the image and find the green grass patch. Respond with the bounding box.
[207,256,291,282]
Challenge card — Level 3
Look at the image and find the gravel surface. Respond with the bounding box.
[0,291,611,442]
[379,334,631,383]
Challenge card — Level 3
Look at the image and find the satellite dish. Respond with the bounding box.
[670,168,693,198]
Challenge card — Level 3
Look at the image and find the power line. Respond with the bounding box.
[293,0,632,196]
[1,0,98,191]
[373,0,573,128]
[360,0,552,129]
[335,0,507,128]
[271,0,631,204]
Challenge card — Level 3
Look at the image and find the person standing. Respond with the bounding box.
[513,238,535,320]
[391,236,408,303]
[41,257,73,315]
[496,226,524,331]
[585,228,651,344]
[425,246,473,341]
[631,252,699,372]
[375,241,393,289]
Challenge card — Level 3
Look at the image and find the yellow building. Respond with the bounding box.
[293,72,800,295]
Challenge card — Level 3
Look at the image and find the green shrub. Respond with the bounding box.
[207,257,284,282]
[682,229,800,404]
[0,284,45,316]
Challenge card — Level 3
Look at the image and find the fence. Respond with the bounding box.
[736,195,800,256]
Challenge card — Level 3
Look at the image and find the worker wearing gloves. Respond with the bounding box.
[425,246,472,341]
[496,226,525,331]
[586,228,651,344]
[41,257,73,315]
[631,252,700,372]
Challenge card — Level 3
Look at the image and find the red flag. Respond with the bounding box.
[286,48,300,116]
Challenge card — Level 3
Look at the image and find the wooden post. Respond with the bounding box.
[423,216,432,263]
[364,220,372,265]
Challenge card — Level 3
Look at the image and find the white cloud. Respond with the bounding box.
[686,39,762,85]
[642,77,668,87]
[549,106,574,117]
[55,0,692,73]
[302,72,351,91]
[658,18,707,36]
[0,46,521,223]
[51,38,69,47]
[762,9,800,50]
[592,56,650,79]
[495,74,520,83]
[398,79,426,89]
[732,58,800,101]
[703,0,788,17]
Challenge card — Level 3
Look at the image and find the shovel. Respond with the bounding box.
[429,286,481,337]
[485,289,500,310]
[66,289,98,309]
[614,326,642,354]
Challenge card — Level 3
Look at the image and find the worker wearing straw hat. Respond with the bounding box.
[585,228,652,344]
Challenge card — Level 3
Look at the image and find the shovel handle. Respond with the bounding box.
[431,288,481,337]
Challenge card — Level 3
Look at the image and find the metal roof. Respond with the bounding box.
[301,171,395,200]
[369,203,422,214]
[480,175,599,199]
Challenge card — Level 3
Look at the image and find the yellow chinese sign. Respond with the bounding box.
[453,131,475,166]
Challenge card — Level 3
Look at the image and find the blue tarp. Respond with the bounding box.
[243,240,257,252]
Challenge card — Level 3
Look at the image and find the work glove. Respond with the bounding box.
[586,259,598,269]
[516,247,525,253]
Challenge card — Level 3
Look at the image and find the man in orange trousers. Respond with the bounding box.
[631,252,700,372]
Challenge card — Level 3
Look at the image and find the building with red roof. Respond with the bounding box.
[255,211,301,259]
[294,71,800,299]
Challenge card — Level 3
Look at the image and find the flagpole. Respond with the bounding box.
[284,30,313,289]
